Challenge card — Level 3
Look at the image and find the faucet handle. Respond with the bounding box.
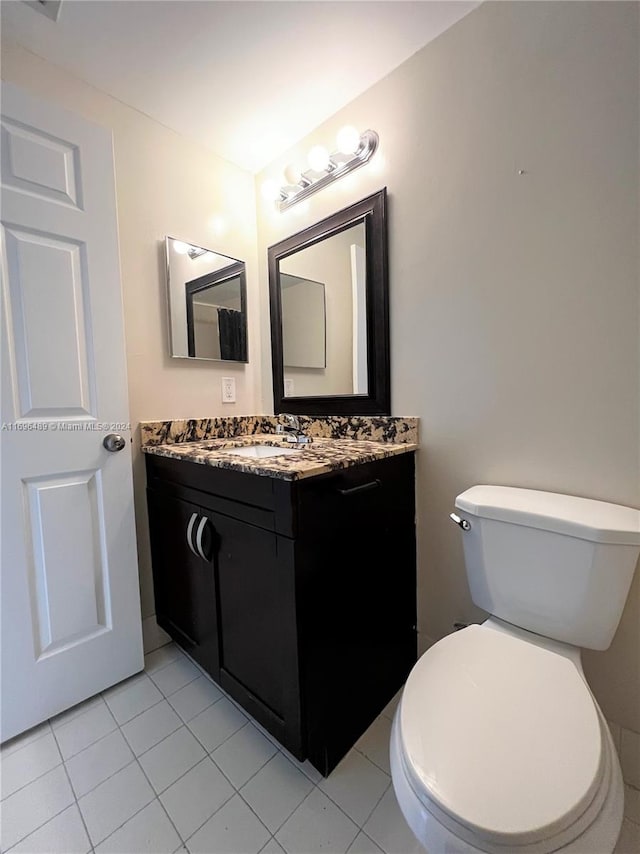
[282,414,300,430]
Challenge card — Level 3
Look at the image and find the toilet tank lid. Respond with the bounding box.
[455,485,640,545]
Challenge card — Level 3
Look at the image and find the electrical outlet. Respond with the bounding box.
[284,378,294,396]
[221,377,236,403]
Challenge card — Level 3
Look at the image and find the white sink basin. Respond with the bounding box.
[225,444,301,459]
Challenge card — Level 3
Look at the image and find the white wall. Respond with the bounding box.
[256,2,640,732]
[1,40,261,619]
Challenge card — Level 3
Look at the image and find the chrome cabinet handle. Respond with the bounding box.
[450,513,471,531]
[195,516,209,561]
[103,433,126,452]
[186,513,199,556]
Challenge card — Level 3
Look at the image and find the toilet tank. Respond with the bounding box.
[454,486,640,650]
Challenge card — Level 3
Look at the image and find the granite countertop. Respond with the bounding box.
[142,433,417,481]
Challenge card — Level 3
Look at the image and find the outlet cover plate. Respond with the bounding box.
[222,377,236,403]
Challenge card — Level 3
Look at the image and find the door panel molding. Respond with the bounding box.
[1,116,83,209]
[4,225,96,420]
[23,469,112,658]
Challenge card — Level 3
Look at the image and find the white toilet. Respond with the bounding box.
[390,485,640,854]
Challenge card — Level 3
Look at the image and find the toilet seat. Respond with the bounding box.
[397,624,607,850]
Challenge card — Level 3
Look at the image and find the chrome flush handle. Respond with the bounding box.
[450,513,471,531]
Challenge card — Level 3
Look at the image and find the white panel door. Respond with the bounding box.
[1,82,143,742]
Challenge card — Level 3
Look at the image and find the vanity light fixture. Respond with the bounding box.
[173,241,209,260]
[266,126,379,212]
[186,246,208,260]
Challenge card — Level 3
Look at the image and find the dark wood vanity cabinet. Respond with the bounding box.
[146,491,220,678]
[146,451,417,776]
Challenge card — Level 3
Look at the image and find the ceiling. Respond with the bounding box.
[2,0,479,173]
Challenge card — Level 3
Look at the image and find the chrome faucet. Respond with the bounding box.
[276,414,313,444]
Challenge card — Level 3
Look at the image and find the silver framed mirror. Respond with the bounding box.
[165,236,248,362]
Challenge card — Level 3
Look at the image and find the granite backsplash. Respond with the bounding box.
[140,415,418,447]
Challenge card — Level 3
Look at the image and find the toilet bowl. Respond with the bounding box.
[391,620,623,853]
[390,486,640,853]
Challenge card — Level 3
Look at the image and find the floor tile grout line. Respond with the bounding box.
[248,721,323,785]
[161,734,307,848]
[128,750,186,848]
[56,734,95,853]
[137,736,206,797]
[183,706,247,759]
[314,766,392,831]
[3,724,94,854]
[49,696,107,733]
[0,719,54,760]
[71,748,179,850]
[149,671,204,702]
[59,727,137,798]
[178,785,238,847]
[352,744,391,777]
[102,669,211,735]
[141,721,271,847]
[51,695,123,738]
[0,717,64,800]
[54,721,119,764]
[105,693,167,730]
[267,774,373,844]
[142,645,188,672]
[145,648,203,690]
[80,783,155,849]
[121,707,197,762]
[347,827,383,853]
[165,688,223,725]
[53,696,120,764]
[236,774,321,842]
[359,780,394,833]
[4,784,77,851]
[1,756,66,803]
[74,755,141,807]
[208,732,275,790]
[183,784,276,850]
[106,692,231,799]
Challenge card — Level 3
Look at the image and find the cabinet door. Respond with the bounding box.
[295,454,417,774]
[209,512,301,755]
[147,490,219,677]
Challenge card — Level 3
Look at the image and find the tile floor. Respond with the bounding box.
[1,639,639,854]
[0,641,416,854]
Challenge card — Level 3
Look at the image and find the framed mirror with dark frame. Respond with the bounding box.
[268,188,389,415]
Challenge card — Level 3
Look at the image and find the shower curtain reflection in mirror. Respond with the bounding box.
[185,265,247,361]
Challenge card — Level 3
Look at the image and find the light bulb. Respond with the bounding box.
[336,125,361,155]
[283,162,303,185]
[261,179,281,202]
[173,241,189,255]
[308,145,330,172]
